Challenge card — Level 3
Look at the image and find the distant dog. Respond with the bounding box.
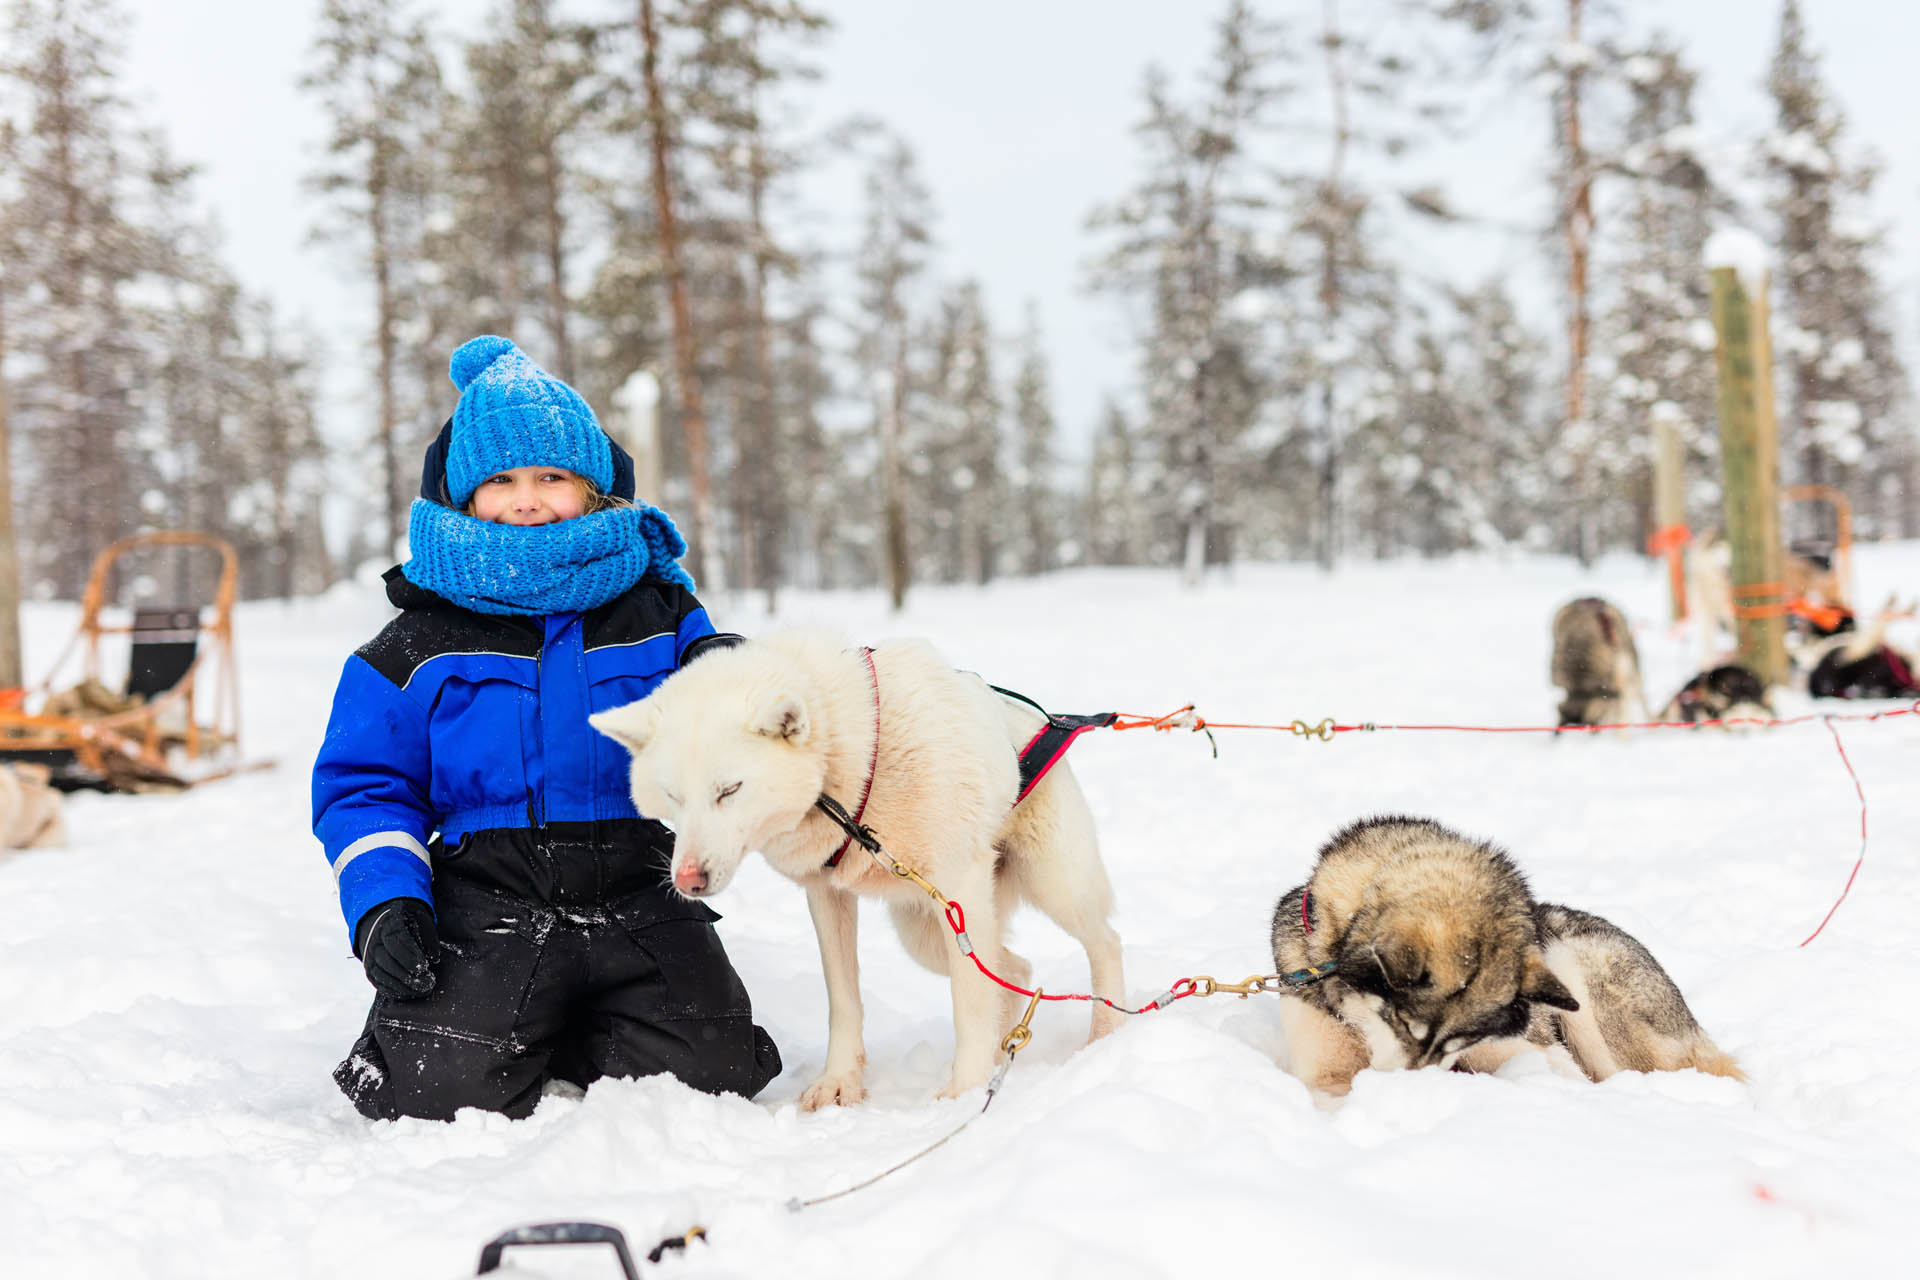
[1659,664,1773,725]
[591,630,1125,1109]
[1268,816,1743,1096]
[1551,597,1646,727]
[0,762,66,849]
[1797,600,1920,700]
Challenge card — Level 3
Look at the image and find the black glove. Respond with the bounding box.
[354,897,440,999]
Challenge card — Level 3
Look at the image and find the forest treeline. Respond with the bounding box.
[0,0,1910,605]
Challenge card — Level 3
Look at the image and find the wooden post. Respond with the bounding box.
[1707,253,1788,685]
[1650,402,1688,621]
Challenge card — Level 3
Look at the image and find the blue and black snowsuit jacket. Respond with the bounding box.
[311,567,729,943]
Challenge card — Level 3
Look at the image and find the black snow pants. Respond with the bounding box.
[334,819,781,1121]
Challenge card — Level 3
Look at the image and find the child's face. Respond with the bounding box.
[469,467,590,525]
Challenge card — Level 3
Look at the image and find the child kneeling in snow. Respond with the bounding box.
[313,335,780,1121]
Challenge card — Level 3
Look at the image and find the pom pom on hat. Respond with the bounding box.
[450,334,517,391]
[443,335,614,506]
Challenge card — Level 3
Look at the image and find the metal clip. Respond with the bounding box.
[1001,988,1043,1056]
[1183,973,1277,999]
[887,860,947,904]
[1290,717,1336,742]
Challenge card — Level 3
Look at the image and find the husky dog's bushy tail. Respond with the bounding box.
[1532,904,1745,1082]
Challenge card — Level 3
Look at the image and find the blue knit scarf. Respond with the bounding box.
[402,498,696,616]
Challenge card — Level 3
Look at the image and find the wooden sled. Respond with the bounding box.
[1783,484,1854,612]
[0,532,263,792]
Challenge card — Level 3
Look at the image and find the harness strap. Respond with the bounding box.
[821,647,880,869]
[991,684,1117,804]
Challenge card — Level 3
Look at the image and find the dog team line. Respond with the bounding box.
[587,629,1905,1118]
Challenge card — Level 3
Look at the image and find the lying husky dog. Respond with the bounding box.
[1658,663,1773,725]
[591,630,1125,1109]
[1269,816,1742,1096]
[1551,597,1646,728]
[1798,601,1920,700]
[0,762,65,850]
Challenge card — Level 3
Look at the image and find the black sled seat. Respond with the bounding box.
[128,606,202,702]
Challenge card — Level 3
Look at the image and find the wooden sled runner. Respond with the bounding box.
[0,532,264,792]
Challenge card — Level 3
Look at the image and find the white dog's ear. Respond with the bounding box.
[752,691,809,744]
[590,701,659,757]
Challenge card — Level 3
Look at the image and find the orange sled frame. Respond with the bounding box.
[0,532,246,788]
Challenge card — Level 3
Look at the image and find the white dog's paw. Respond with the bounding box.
[934,1064,995,1101]
[798,1073,866,1111]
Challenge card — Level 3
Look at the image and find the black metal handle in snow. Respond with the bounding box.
[475,1221,641,1279]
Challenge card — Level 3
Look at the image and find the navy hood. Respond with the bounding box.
[416,416,637,506]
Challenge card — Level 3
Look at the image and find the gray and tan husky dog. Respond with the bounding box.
[1269,816,1743,1096]
[1551,596,1647,728]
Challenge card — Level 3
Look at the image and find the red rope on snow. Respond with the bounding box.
[1800,717,1869,947]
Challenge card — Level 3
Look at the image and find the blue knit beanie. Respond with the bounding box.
[443,335,614,506]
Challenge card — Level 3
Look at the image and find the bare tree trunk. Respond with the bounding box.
[369,123,401,560]
[540,135,573,383]
[494,201,523,327]
[638,0,722,591]
[1562,0,1594,565]
[724,274,758,597]
[881,333,911,610]
[747,128,781,613]
[1315,0,1351,573]
[0,282,22,688]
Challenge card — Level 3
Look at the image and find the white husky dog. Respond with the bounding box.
[589,629,1126,1109]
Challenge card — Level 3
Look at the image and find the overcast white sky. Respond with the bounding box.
[113,0,1917,463]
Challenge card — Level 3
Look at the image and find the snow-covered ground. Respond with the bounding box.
[5,546,1920,1279]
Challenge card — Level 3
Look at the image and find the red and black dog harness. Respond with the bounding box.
[815,659,1116,868]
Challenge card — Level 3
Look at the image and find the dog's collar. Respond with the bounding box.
[820,647,880,869]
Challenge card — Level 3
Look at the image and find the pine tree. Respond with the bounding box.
[454,0,601,380]
[0,115,21,680]
[0,0,158,596]
[1439,0,1624,561]
[675,0,829,605]
[1010,302,1058,575]
[770,291,839,588]
[302,0,446,561]
[1452,280,1554,547]
[633,0,725,589]
[1088,0,1282,584]
[1763,0,1914,539]
[854,135,934,608]
[1281,0,1437,569]
[1596,38,1722,547]
[918,280,1001,585]
[1085,399,1144,566]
